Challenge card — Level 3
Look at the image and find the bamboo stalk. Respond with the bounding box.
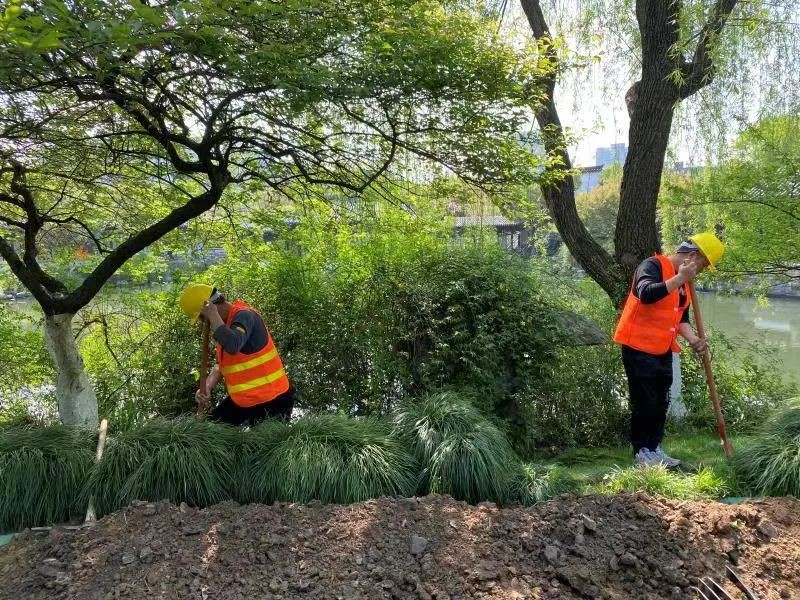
[689,283,734,458]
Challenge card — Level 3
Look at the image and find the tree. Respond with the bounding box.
[0,0,550,425]
[517,0,794,303]
[661,115,800,289]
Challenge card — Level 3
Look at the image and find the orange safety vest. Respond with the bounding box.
[216,300,290,407]
[613,254,690,355]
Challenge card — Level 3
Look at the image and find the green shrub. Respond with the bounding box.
[80,291,202,431]
[733,400,800,496]
[679,332,796,433]
[513,463,579,506]
[393,392,518,503]
[0,426,95,531]
[600,465,728,500]
[520,345,629,451]
[82,418,240,515]
[237,414,419,504]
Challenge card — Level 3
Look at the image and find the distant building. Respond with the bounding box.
[577,165,604,194]
[595,143,628,167]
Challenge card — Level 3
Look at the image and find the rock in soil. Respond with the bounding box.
[1,494,799,599]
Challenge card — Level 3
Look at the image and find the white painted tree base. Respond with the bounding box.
[44,313,98,427]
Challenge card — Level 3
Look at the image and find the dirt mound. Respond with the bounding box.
[1,493,798,599]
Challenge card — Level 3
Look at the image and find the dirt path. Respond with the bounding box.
[1,493,798,599]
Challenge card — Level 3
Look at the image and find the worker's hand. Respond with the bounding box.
[195,388,210,412]
[677,258,700,283]
[199,300,220,323]
[688,336,708,354]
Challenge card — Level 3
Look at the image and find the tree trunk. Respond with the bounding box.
[44,313,98,427]
[614,89,677,301]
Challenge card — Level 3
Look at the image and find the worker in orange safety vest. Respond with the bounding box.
[179,284,294,426]
[613,233,724,468]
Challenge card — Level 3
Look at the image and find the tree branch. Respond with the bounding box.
[65,172,230,313]
[680,0,740,98]
[519,0,624,298]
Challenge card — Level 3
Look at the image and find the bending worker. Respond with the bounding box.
[613,233,724,468]
[179,284,295,425]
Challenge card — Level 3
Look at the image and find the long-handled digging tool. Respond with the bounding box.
[196,320,211,418]
[689,282,734,458]
[84,418,109,525]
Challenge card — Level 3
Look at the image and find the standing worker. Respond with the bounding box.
[613,233,724,467]
[179,284,295,425]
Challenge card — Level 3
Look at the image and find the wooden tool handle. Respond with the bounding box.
[196,320,211,418]
[85,418,109,524]
[689,283,734,458]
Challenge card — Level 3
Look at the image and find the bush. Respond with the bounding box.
[237,414,419,504]
[82,418,240,516]
[80,290,203,430]
[513,463,579,506]
[733,400,800,496]
[679,333,797,433]
[393,392,518,503]
[0,303,56,428]
[0,426,95,531]
[519,346,629,451]
[208,220,562,420]
[600,465,728,500]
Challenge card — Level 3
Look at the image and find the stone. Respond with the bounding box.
[142,504,157,517]
[581,514,598,532]
[410,535,429,557]
[757,521,779,540]
[139,546,154,562]
[620,553,637,567]
[121,552,136,566]
[182,525,204,536]
[544,545,559,565]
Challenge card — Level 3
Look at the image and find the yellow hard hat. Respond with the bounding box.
[689,232,724,270]
[179,283,214,322]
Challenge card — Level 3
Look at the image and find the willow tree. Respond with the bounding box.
[661,116,800,290]
[516,0,799,303]
[0,0,549,425]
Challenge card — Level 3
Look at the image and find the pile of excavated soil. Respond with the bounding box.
[1,493,798,599]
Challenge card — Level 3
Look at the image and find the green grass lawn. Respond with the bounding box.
[532,433,753,501]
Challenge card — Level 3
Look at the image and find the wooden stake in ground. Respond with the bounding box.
[196,320,211,418]
[84,418,109,524]
[689,283,734,458]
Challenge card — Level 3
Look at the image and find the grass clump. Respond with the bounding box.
[237,414,419,505]
[733,400,800,496]
[513,463,578,506]
[393,392,518,503]
[82,418,240,515]
[600,465,728,500]
[0,426,95,531]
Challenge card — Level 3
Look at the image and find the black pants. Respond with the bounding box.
[621,346,673,454]
[210,387,295,427]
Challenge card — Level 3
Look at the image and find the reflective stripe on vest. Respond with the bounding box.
[216,300,290,407]
[612,254,690,355]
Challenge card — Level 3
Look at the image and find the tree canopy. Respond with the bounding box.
[0,0,549,315]
[662,115,800,289]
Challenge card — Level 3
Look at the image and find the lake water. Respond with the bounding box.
[696,293,800,384]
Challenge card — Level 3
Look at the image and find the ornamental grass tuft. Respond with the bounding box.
[237,414,419,505]
[0,425,95,531]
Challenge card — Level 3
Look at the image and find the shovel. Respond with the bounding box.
[196,320,211,418]
[689,282,734,458]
